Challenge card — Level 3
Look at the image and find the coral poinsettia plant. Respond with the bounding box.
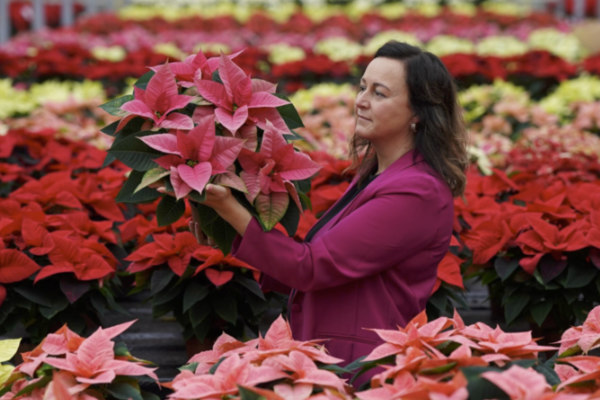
[0,321,160,400]
[100,48,320,254]
[352,309,560,399]
[167,315,354,400]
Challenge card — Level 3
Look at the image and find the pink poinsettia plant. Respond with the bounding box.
[0,320,160,400]
[100,48,320,253]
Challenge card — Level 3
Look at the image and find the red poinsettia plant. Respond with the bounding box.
[100,48,320,254]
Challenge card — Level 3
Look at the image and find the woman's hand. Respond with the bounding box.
[188,201,214,246]
[189,184,253,243]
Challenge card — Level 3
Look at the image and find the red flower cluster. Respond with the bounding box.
[0,127,125,308]
[456,146,600,274]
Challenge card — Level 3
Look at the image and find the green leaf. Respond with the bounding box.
[278,198,300,237]
[183,282,211,312]
[107,134,162,171]
[426,288,452,316]
[102,152,118,168]
[420,361,457,375]
[189,302,211,328]
[142,393,161,400]
[135,168,170,193]
[235,276,266,300]
[134,70,154,90]
[116,171,161,203]
[152,283,182,306]
[156,196,186,226]
[536,355,561,386]
[238,385,267,400]
[211,293,237,324]
[106,382,144,400]
[150,268,176,296]
[192,202,237,254]
[462,366,510,400]
[99,94,134,116]
[13,375,52,398]
[101,120,120,136]
[529,301,554,327]
[562,262,598,289]
[256,192,289,231]
[39,298,69,319]
[275,94,304,130]
[13,286,55,306]
[109,116,147,137]
[494,257,520,282]
[504,292,530,325]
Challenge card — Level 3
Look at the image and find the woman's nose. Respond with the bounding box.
[356,92,368,109]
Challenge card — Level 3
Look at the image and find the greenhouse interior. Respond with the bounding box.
[2,0,600,398]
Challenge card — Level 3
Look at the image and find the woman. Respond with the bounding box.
[192,40,469,367]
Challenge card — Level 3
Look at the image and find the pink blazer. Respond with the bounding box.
[232,149,453,365]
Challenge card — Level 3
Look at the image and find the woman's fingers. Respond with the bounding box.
[189,219,207,244]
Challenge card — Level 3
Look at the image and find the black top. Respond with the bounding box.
[304,171,379,243]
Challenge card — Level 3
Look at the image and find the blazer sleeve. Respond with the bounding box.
[232,174,451,292]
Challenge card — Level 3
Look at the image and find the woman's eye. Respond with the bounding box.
[358,86,365,92]
[375,91,385,97]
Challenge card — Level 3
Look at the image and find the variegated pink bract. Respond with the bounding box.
[162,49,242,88]
[238,122,321,229]
[120,63,194,130]
[139,115,246,199]
[195,53,289,134]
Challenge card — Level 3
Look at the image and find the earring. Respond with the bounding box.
[410,123,417,133]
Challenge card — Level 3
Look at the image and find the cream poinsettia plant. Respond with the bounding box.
[0,339,20,388]
[100,49,320,253]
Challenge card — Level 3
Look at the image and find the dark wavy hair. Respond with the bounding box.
[349,40,469,197]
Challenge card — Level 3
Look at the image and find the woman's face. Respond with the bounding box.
[354,57,416,147]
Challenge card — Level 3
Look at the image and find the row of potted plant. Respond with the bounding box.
[3,73,600,152]
[0,3,594,96]
[3,304,600,399]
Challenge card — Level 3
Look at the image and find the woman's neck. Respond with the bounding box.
[373,138,415,174]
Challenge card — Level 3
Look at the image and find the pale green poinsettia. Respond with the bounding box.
[265,43,306,65]
[482,1,532,16]
[539,74,600,117]
[314,37,363,62]
[459,80,530,122]
[363,30,422,56]
[90,45,127,62]
[413,2,442,17]
[476,35,528,57]
[0,79,35,118]
[376,3,409,19]
[153,42,187,60]
[0,338,21,386]
[28,79,106,106]
[426,35,475,57]
[289,83,356,113]
[528,28,586,62]
[449,2,477,17]
[193,42,231,56]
